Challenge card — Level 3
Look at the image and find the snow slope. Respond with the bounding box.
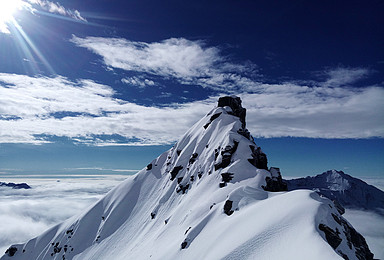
[286,170,384,215]
[1,96,374,260]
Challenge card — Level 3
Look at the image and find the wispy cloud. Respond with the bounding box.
[121,76,155,88]
[70,36,257,91]
[67,167,139,173]
[71,36,380,95]
[322,67,372,87]
[0,73,213,145]
[27,0,86,22]
[1,72,383,145]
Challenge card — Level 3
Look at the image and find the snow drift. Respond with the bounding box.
[1,96,374,260]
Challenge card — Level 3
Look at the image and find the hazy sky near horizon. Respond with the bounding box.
[0,0,383,176]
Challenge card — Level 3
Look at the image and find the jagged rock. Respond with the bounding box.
[188,153,198,165]
[181,241,188,249]
[170,166,183,181]
[176,183,190,194]
[214,142,239,170]
[248,145,268,170]
[204,112,222,129]
[318,224,342,249]
[151,213,156,219]
[184,227,192,235]
[262,167,287,192]
[333,200,345,215]
[220,173,234,188]
[223,200,234,216]
[218,96,246,128]
[237,128,251,140]
[339,218,374,260]
[338,250,350,260]
[5,247,17,257]
[146,164,152,170]
[214,148,219,160]
[331,213,342,225]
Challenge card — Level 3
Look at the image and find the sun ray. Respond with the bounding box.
[8,18,55,75]
[0,0,27,34]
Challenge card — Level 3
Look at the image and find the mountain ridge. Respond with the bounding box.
[1,96,374,260]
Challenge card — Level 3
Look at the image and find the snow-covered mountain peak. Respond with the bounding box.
[324,170,351,191]
[287,169,384,215]
[1,96,374,260]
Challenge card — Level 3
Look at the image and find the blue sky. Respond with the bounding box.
[0,0,383,177]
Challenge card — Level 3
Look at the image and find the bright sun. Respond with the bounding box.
[0,0,25,33]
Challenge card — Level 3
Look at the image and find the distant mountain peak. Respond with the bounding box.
[0,181,31,189]
[286,169,384,214]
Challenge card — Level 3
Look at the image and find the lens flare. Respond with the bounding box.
[0,0,26,33]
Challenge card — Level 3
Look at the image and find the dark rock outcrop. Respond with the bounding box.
[0,182,31,189]
[204,112,223,129]
[176,183,190,194]
[218,96,246,128]
[248,145,268,170]
[339,218,374,260]
[223,200,234,216]
[320,214,374,260]
[214,141,239,170]
[219,173,234,188]
[188,153,198,165]
[181,241,188,249]
[5,247,17,257]
[318,224,342,249]
[262,167,287,192]
[170,166,183,181]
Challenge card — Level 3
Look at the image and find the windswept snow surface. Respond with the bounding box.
[1,103,372,260]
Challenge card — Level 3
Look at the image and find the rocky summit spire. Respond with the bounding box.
[218,96,246,128]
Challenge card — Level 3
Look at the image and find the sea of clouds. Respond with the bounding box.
[0,175,125,255]
[0,175,383,258]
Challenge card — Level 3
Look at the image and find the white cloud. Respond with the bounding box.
[0,176,123,254]
[70,36,255,91]
[27,0,86,22]
[0,73,213,145]
[0,73,383,145]
[323,67,371,87]
[71,36,380,98]
[344,209,384,259]
[241,84,384,138]
[121,76,155,88]
[71,37,222,79]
